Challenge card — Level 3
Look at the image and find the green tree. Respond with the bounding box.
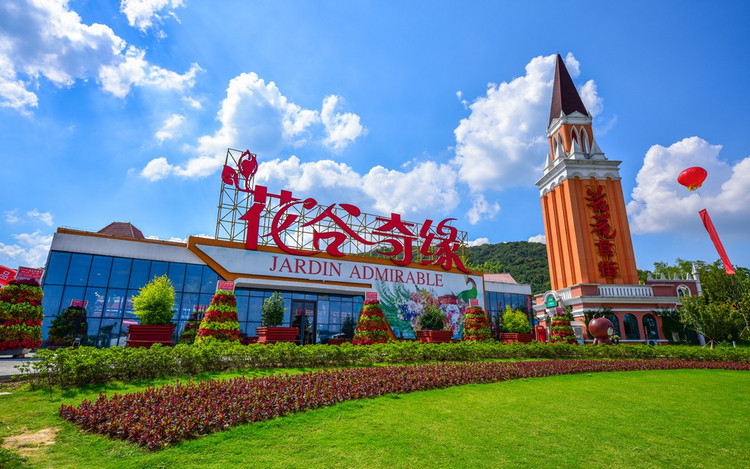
[261,292,286,327]
[466,241,550,294]
[132,275,175,325]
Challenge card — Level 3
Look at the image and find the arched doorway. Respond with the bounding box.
[642,314,659,340]
[623,313,640,340]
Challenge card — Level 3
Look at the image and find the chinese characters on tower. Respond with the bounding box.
[585,185,619,279]
[220,150,470,273]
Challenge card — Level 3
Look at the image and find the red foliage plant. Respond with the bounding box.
[60,359,749,450]
[0,278,43,351]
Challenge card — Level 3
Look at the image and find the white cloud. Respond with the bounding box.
[528,234,546,244]
[466,194,500,224]
[452,53,602,191]
[142,72,365,179]
[0,231,53,268]
[120,0,185,35]
[155,113,185,142]
[321,95,366,151]
[254,156,459,219]
[467,237,489,247]
[27,209,54,226]
[627,136,750,234]
[182,96,202,109]
[578,80,603,117]
[140,156,174,181]
[0,0,200,113]
[5,210,20,224]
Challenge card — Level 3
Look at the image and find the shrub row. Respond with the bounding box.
[59,359,750,450]
[21,340,750,388]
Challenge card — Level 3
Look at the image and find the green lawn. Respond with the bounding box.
[1,367,749,468]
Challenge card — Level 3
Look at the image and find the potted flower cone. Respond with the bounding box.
[415,304,452,344]
[197,290,240,343]
[256,292,298,344]
[0,278,44,357]
[462,306,491,341]
[352,300,390,345]
[499,306,534,344]
[549,310,577,344]
[126,275,176,348]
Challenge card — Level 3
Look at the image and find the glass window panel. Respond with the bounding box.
[171,293,182,321]
[242,322,260,337]
[643,314,659,340]
[67,254,92,286]
[292,292,305,299]
[168,263,186,291]
[304,293,317,301]
[104,289,127,318]
[116,320,131,347]
[317,301,329,325]
[236,295,249,322]
[41,315,56,342]
[109,258,132,288]
[250,289,263,297]
[79,317,100,346]
[235,288,250,296]
[248,297,263,323]
[42,285,63,318]
[180,293,199,320]
[623,314,640,340]
[129,259,151,289]
[97,319,120,348]
[87,256,112,288]
[60,286,85,313]
[149,261,168,280]
[123,290,138,319]
[184,264,202,292]
[43,252,71,285]
[199,293,213,310]
[84,287,106,318]
[200,266,218,293]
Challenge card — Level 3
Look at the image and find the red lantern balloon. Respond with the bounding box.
[677,166,707,191]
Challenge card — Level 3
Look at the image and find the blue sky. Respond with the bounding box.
[1,0,749,275]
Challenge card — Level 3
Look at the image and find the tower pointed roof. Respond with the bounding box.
[549,54,588,124]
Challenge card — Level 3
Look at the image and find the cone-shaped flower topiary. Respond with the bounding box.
[197,290,240,343]
[0,278,44,351]
[179,306,205,344]
[549,311,577,344]
[462,306,491,341]
[352,299,390,345]
[46,305,88,347]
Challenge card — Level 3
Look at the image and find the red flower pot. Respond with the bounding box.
[499,332,535,344]
[256,326,299,344]
[125,324,175,348]
[416,330,453,344]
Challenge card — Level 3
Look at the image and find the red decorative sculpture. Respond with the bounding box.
[588,315,615,345]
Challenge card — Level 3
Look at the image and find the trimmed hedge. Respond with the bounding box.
[19,341,750,388]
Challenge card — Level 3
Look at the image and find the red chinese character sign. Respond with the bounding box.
[585,185,619,279]
[215,149,470,273]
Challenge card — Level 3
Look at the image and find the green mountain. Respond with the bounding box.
[466,241,551,294]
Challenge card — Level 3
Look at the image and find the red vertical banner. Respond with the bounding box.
[699,209,735,275]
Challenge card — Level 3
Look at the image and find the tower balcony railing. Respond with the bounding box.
[597,285,654,297]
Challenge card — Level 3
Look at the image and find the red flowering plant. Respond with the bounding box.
[59,358,750,450]
[352,300,390,345]
[549,311,577,344]
[179,306,204,345]
[197,290,240,343]
[0,278,44,351]
[462,306,491,341]
[46,305,88,347]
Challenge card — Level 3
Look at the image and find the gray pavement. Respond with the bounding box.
[0,353,36,381]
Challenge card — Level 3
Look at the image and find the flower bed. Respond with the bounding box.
[59,359,750,450]
[19,341,750,388]
[0,278,43,351]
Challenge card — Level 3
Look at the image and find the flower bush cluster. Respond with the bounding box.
[352,300,390,345]
[59,358,750,450]
[20,341,750,389]
[501,306,532,334]
[46,306,88,347]
[549,312,577,344]
[179,307,204,345]
[462,306,491,341]
[0,278,43,351]
[197,290,239,343]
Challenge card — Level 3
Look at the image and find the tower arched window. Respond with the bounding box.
[623,313,640,340]
[642,314,659,340]
[676,285,691,298]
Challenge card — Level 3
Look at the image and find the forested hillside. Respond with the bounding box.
[466,241,550,294]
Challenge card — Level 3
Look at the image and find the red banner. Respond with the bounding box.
[17,266,43,280]
[699,209,735,275]
[469,298,479,306]
[217,280,235,292]
[0,265,16,286]
[365,291,378,301]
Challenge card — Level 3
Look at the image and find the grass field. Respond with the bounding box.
[1,367,749,468]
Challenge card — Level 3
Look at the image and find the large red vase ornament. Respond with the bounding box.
[677,166,707,191]
[588,316,615,345]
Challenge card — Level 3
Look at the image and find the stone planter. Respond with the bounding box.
[499,332,535,344]
[256,326,299,344]
[416,330,453,344]
[125,324,175,348]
